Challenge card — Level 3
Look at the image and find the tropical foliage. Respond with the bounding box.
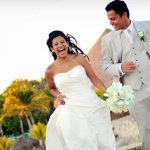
[0,136,12,150]
[30,122,46,149]
[95,89,106,100]
[0,78,54,136]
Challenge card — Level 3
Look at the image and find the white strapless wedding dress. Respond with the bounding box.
[46,65,116,150]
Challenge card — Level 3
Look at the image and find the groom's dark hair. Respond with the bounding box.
[105,0,130,18]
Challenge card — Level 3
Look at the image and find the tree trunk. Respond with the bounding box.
[19,117,24,134]
[0,123,3,136]
[25,114,32,130]
[30,111,35,125]
[42,140,46,150]
[39,140,46,150]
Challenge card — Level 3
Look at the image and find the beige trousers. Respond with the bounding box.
[129,84,150,150]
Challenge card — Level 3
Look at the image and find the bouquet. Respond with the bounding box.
[104,82,135,113]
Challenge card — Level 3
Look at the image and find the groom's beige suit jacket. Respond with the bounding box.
[101,21,150,90]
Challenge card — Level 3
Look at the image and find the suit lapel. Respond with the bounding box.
[111,30,124,62]
[120,31,133,62]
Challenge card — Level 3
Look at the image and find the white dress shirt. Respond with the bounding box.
[123,21,135,44]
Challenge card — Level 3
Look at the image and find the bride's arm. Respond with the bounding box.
[76,55,106,91]
[45,68,65,105]
[45,68,57,97]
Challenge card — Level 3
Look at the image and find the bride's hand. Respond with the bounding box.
[57,94,66,105]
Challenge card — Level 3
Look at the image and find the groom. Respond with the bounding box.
[101,1,150,149]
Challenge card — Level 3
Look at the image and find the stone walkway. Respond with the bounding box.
[112,115,142,150]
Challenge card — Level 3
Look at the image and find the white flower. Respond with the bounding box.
[138,31,144,41]
[104,82,135,113]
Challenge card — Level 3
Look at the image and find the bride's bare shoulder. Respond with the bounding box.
[74,54,89,65]
[73,54,84,61]
[45,63,55,77]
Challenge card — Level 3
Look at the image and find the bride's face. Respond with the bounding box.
[51,36,69,58]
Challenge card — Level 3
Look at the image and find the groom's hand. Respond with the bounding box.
[121,61,136,73]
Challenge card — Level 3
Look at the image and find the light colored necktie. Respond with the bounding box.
[127,29,133,44]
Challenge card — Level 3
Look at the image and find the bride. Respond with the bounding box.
[45,30,116,150]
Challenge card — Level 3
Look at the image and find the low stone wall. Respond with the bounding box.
[112,115,141,150]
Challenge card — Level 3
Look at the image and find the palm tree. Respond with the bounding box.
[2,79,34,133]
[30,122,46,150]
[30,78,55,122]
[13,89,34,129]
[0,136,12,150]
[2,95,25,134]
[2,79,53,133]
[1,78,54,137]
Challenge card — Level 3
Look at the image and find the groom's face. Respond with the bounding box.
[107,10,128,30]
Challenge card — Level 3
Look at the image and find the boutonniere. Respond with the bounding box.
[138,31,144,41]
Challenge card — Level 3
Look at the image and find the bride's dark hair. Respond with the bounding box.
[46,30,88,60]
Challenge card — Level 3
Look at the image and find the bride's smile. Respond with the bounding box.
[52,36,68,58]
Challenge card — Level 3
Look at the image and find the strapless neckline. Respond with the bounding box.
[54,65,83,78]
